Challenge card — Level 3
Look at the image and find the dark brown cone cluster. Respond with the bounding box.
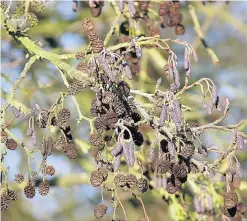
[68,80,89,96]
[114,173,137,189]
[81,18,103,53]
[137,178,149,193]
[46,165,55,176]
[224,192,238,217]
[1,189,18,212]
[39,181,50,196]
[89,83,143,150]
[94,203,107,219]
[159,1,185,35]
[1,194,10,212]
[90,169,108,187]
[15,173,24,183]
[24,185,36,199]
[5,138,18,150]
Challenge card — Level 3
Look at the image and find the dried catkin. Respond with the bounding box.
[113,153,122,172]
[117,0,124,13]
[111,143,123,156]
[148,147,155,161]
[128,0,136,17]
[211,84,217,104]
[159,104,167,127]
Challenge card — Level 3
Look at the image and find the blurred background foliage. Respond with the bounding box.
[1,1,247,221]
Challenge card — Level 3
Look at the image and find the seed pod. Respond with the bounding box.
[54,134,68,152]
[5,139,18,150]
[15,173,24,183]
[98,168,108,181]
[94,203,107,219]
[172,163,187,179]
[1,194,10,212]
[175,24,185,35]
[75,52,84,60]
[90,170,104,187]
[77,61,88,74]
[46,165,55,176]
[111,143,123,156]
[118,81,130,95]
[159,104,167,127]
[224,192,238,209]
[157,161,172,174]
[125,173,137,188]
[113,153,122,172]
[68,80,88,95]
[137,178,149,193]
[7,190,18,201]
[24,185,36,199]
[58,108,70,124]
[179,141,195,158]
[92,38,104,53]
[39,181,49,196]
[82,18,94,31]
[91,6,102,17]
[90,133,104,147]
[94,116,107,132]
[114,174,126,187]
[64,143,78,159]
[166,176,181,194]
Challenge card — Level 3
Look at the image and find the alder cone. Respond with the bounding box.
[125,174,137,188]
[89,133,104,147]
[82,18,94,31]
[172,163,187,179]
[1,194,10,212]
[114,174,126,187]
[64,143,78,159]
[24,185,36,199]
[157,161,172,174]
[39,181,50,196]
[15,173,24,183]
[46,165,55,176]
[94,203,107,219]
[5,139,18,150]
[98,168,108,181]
[137,178,149,193]
[8,190,18,201]
[92,38,104,53]
[77,61,88,73]
[88,30,98,42]
[224,192,238,209]
[90,171,104,187]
